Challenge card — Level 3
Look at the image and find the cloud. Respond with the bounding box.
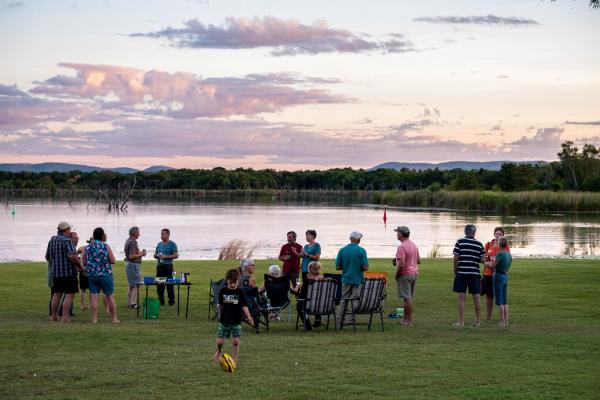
[355,117,372,124]
[509,127,564,147]
[129,16,415,56]
[413,15,539,26]
[29,63,351,119]
[565,120,600,126]
[497,75,509,79]
[1,1,23,9]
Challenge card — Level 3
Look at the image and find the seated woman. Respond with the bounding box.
[258,265,282,293]
[296,261,324,330]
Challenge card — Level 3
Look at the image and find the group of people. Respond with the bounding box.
[45,222,179,323]
[214,224,513,366]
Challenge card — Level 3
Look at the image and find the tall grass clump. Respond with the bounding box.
[217,239,260,260]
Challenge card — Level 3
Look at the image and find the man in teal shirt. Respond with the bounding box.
[335,231,369,328]
[153,228,179,306]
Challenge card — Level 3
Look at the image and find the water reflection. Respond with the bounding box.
[1,201,599,262]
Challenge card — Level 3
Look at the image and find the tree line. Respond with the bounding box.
[1,141,598,194]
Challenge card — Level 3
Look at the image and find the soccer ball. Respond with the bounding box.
[219,353,236,373]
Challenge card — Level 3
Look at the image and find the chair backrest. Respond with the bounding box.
[354,278,386,313]
[264,274,291,308]
[305,278,338,315]
[210,279,226,305]
[243,286,259,312]
[323,273,342,305]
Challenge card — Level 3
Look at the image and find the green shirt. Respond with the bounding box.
[495,251,512,274]
[336,243,369,285]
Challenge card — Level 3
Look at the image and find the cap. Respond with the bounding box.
[349,231,363,240]
[57,221,72,231]
[394,226,410,235]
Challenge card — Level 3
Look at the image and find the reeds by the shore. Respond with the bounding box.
[371,190,600,212]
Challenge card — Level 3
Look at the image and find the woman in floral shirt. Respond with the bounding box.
[83,227,118,323]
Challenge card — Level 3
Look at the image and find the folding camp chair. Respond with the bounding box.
[340,277,386,332]
[263,274,292,321]
[295,278,338,332]
[242,287,269,333]
[208,278,226,320]
[323,273,342,305]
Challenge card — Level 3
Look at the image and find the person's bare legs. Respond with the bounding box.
[213,338,224,362]
[128,285,138,306]
[473,294,481,326]
[102,295,110,314]
[402,298,414,326]
[61,294,74,323]
[486,294,493,320]
[50,292,63,321]
[505,304,509,326]
[231,337,240,365]
[107,294,119,323]
[90,293,99,323]
[456,293,466,326]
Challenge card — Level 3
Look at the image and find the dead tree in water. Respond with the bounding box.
[95,176,137,212]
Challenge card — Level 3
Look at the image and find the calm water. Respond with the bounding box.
[1,201,599,262]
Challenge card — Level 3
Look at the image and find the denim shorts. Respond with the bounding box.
[217,323,242,339]
[493,273,508,305]
[88,274,114,295]
[453,274,480,294]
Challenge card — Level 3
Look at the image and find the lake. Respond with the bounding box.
[1,200,599,262]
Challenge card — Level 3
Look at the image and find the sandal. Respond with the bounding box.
[128,304,140,309]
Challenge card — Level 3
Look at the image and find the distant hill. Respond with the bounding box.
[370,161,545,171]
[143,165,175,173]
[0,163,174,173]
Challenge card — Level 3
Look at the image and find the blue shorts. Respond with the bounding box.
[493,273,508,305]
[88,274,114,295]
[453,274,480,294]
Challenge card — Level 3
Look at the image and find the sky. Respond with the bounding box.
[0,0,599,170]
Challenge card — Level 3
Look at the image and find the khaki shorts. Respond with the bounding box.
[396,274,417,300]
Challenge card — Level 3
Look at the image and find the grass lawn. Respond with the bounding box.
[0,258,599,400]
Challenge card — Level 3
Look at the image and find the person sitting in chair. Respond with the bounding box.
[296,261,324,330]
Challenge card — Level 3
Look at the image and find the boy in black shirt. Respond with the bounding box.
[213,269,254,365]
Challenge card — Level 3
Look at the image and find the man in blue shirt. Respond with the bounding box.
[335,231,369,328]
[452,224,485,327]
[153,228,179,306]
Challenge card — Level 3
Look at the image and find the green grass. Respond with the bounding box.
[1,259,599,399]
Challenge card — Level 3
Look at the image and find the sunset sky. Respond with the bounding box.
[1,0,599,170]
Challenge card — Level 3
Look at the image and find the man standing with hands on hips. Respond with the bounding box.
[154,228,178,306]
[393,226,420,327]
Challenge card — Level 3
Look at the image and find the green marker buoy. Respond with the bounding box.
[11,203,16,219]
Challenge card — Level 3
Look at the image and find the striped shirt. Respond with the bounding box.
[45,232,76,278]
[453,237,485,275]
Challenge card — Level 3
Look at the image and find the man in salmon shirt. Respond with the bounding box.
[394,226,421,327]
[482,227,510,320]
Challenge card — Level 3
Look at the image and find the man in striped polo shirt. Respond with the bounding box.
[452,224,485,327]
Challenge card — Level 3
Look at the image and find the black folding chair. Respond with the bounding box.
[295,278,338,332]
[263,274,292,321]
[340,277,386,332]
[208,278,226,320]
[242,287,269,333]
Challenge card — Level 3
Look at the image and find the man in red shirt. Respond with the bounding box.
[278,231,303,285]
[394,226,420,327]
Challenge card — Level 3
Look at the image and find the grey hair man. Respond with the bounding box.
[452,224,486,327]
[393,226,420,327]
[239,258,256,291]
[124,226,146,309]
[335,231,369,328]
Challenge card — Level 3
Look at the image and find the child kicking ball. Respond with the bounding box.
[213,269,254,369]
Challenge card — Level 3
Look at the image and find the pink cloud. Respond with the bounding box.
[30,63,351,119]
[129,16,415,56]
